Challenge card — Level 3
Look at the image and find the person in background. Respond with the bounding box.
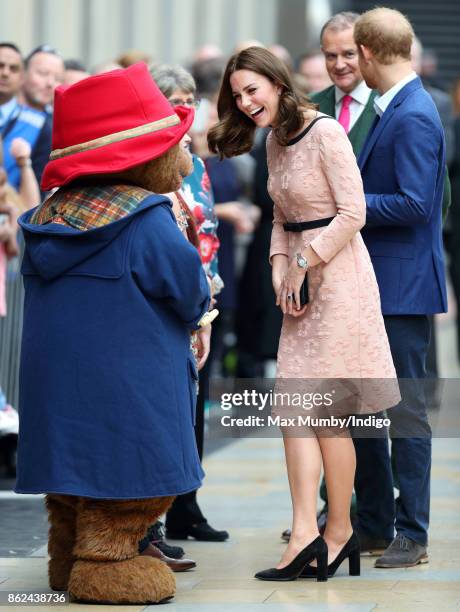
[0,43,51,191]
[447,109,460,362]
[117,49,151,67]
[20,44,64,114]
[452,77,460,117]
[92,61,122,75]
[412,37,454,166]
[63,59,90,85]
[192,44,224,63]
[149,63,228,545]
[314,13,376,155]
[295,48,332,93]
[268,44,294,74]
[0,133,40,476]
[193,93,258,380]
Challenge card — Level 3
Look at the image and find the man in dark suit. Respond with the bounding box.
[310,11,376,157]
[354,7,447,568]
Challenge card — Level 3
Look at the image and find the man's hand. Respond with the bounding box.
[10,138,32,167]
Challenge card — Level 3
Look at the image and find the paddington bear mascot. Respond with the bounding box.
[15,63,210,604]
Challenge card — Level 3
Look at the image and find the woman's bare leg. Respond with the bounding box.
[277,431,322,568]
[318,435,355,563]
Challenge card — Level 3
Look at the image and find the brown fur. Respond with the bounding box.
[73,496,174,561]
[68,556,175,604]
[46,494,78,591]
[70,144,193,196]
[120,143,193,194]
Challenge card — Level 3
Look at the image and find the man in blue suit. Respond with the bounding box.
[353,7,447,568]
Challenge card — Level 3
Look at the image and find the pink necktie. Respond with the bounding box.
[338,95,352,133]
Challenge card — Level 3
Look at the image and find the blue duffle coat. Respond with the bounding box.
[15,194,210,499]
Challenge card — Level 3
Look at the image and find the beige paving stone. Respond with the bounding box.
[173,588,274,604]
[265,587,459,606]
[0,435,458,609]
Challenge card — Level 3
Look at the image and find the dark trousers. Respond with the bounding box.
[165,361,208,530]
[354,315,431,546]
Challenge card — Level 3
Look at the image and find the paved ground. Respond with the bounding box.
[0,312,459,610]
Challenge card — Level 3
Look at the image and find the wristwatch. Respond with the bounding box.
[296,252,309,270]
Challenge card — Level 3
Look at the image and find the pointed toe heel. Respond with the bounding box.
[254,536,327,582]
[300,531,361,579]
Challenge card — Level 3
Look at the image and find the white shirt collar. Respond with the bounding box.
[0,97,18,123]
[335,80,371,106]
[374,72,418,117]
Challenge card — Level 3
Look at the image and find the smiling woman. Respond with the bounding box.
[207,46,316,157]
[230,69,281,127]
[208,45,399,585]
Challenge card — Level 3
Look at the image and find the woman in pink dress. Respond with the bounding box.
[208,47,399,582]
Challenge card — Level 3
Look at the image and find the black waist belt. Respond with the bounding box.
[283,216,335,232]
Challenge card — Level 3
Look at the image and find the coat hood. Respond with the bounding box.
[18,194,170,280]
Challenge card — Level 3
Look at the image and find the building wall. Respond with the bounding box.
[0,0,280,68]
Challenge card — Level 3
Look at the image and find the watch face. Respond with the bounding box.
[297,253,307,268]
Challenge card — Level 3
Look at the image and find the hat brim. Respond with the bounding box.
[41,105,195,191]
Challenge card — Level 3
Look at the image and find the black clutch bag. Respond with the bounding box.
[297,274,309,307]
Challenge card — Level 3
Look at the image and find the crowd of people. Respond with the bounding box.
[0,4,458,605]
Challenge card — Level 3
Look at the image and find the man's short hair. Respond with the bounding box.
[320,12,360,44]
[354,7,414,65]
[64,59,87,72]
[0,42,22,57]
[25,44,61,68]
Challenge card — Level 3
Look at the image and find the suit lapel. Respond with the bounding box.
[358,77,422,170]
[322,87,335,117]
[348,91,377,156]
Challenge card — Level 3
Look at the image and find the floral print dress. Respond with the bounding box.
[180,155,223,295]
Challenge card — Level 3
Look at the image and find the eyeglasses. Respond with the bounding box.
[168,98,201,109]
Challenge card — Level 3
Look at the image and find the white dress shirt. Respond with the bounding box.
[0,97,18,129]
[373,72,418,117]
[334,80,372,131]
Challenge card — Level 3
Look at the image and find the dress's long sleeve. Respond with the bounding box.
[269,200,289,261]
[268,133,289,262]
[309,120,366,263]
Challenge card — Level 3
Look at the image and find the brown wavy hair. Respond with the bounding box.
[208,46,315,158]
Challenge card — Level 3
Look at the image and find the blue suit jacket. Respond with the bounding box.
[359,77,447,315]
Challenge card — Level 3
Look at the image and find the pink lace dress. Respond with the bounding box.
[268,116,399,415]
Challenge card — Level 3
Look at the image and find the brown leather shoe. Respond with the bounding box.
[140,543,196,572]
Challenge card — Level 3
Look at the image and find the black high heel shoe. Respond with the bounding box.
[300,532,360,578]
[255,536,328,582]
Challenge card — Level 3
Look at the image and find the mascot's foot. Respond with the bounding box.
[68,556,175,604]
[49,558,75,591]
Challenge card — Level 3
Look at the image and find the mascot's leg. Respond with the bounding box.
[46,494,78,591]
[68,496,175,604]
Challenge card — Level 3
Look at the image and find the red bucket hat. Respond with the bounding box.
[41,62,194,191]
